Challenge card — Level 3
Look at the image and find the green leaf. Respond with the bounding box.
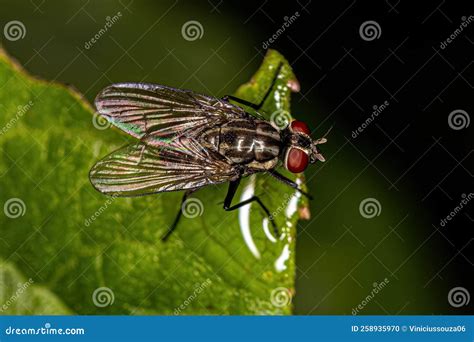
[0,48,305,314]
[0,259,72,314]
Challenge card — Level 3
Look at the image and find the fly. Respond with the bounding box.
[89,63,327,241]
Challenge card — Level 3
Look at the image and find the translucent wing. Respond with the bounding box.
[95,83,246,146]
[89,137,239,196]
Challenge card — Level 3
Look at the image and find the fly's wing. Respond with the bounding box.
[89,137,238,196]
[95,83,247,146]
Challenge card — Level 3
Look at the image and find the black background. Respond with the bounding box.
[230,0,473,313]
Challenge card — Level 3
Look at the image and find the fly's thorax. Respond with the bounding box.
[200,119,281,165]
[254,120,281,161]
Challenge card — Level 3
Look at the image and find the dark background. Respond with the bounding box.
[1,0,472,314]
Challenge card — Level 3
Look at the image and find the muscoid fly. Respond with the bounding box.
[89,64,327,240]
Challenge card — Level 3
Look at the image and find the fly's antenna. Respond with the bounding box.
[313,125,333,146]
[311,124,333,163]
[322,125,334,139]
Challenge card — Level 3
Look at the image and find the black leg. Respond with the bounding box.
[222,62,283,111]
[268,170,314,200]
[221,95,261,111]
[161,190,194,242]
[223,178,241,207]
[223,179,279,236]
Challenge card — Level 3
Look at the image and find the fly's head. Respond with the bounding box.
[281,120,327,174]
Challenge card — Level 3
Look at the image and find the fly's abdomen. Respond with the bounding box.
[202,119,280,164]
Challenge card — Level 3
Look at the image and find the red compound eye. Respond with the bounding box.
[285,148,309,173]
[289,120,310,135]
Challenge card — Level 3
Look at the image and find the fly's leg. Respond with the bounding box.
[223,178,279,236]
[222,62,283,111]
[268,170,313,200]
[161,190,195,242]
[221,95,262,111]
